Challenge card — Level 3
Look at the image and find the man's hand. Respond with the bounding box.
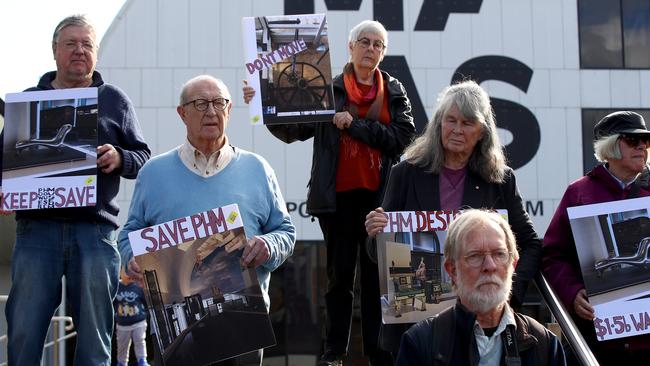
[127,258,144,285]
[365,207,388,237]
[333,111,353,130]
[97,144,122,174]
[573,288,595,320]
[242,80,255,104]
[241,236,270,268]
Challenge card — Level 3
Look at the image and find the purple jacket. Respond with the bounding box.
[543,164,650,307]
[542,164,650,350]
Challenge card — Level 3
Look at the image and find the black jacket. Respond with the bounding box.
[382,160,542,308]
[267,70,415,215]
[396,303,566,366]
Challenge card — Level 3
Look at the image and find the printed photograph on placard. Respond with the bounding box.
[376,210,509,324]
[376,210,459,324]
[2,88,98,210]
[568,197,650,341]
[242,13,335,125]
[128,204,275,365]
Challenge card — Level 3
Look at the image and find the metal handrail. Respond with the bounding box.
[534,273,599,366]
[0,296,76,366]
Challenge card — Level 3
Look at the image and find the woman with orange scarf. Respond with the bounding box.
[244,20,415,366]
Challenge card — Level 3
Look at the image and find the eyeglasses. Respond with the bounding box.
[620,134,650,147]
[356,37,386,50]
[59,40,96,52]
[463,250,512,268]
[183,98,230,112]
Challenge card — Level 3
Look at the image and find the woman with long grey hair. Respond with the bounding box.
[365,80,542,358]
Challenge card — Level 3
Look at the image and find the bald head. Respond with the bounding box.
[179,75,231,106]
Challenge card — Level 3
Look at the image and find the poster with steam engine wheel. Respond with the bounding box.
[568,197,650,341]
[242,13,334,125]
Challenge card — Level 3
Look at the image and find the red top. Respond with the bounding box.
[335,83,390,192]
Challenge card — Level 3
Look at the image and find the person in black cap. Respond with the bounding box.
[542,111,650,363]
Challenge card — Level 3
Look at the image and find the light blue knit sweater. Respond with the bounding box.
[118,146,295,307]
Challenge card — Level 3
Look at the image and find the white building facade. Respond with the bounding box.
[97,0,650,240]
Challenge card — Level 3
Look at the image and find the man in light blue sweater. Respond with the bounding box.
[118,75,295,366]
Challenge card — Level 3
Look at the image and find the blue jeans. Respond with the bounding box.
[5,218,121,365]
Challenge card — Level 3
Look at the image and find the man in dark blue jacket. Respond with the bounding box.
[396,210,565,366]
[4,14,150,365]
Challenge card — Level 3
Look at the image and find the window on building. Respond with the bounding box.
[579,0,650,69]
[581,109,650,173]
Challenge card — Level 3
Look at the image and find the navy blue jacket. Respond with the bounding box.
[17,71,151,227]
[114,282,147,326]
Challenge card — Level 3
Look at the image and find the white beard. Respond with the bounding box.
[455,268,513,314]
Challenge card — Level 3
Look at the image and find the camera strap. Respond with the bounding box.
[501,324,521,366]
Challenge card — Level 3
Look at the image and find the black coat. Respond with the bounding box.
[382,160,542,308]
[396,303,566,366]
[267,70,415,215]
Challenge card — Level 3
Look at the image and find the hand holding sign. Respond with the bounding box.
[365,207,388,237]
[127,257,144,284]
[241,236,270,268]
[573,289,595,321]
[97,144,122,174]
[242,80,255,104]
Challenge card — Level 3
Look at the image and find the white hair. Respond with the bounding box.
[403,80,507,183]
[348,20,388,51]
[593,134,622,162]
[444,209,519,264]
[179,75,231,105]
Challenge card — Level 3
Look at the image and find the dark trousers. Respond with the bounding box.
[318,189,382,359]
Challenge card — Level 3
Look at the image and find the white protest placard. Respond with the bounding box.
[568,196,650,341]
[2,88,98,210]
[242,13,335,125]
[377,209,509,324]
[127,204,276,365]
[377,210,459,324]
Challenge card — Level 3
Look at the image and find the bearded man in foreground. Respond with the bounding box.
[396,210,566,366]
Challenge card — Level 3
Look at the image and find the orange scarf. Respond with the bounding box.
[343,63,385,121]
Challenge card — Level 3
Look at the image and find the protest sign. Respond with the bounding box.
[376,210,460,324]
[242,13,335,125]
[2,88,98,210]
[568,197,650,341]
[128,204,275,365]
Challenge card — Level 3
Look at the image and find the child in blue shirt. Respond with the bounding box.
[114,271,149,366]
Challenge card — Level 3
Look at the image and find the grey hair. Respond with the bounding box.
[52,15,97,49]
[443,209,519,263]
[594,134,622,162]
[179,75,232,105]
[403,80,507,183]
[348,20,388,52]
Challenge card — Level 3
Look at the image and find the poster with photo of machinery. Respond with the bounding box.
[242,13,335,125]
[2,88,98,210]
[128,204,275,365]
[568,197,650,341]
[376,210,459,324]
